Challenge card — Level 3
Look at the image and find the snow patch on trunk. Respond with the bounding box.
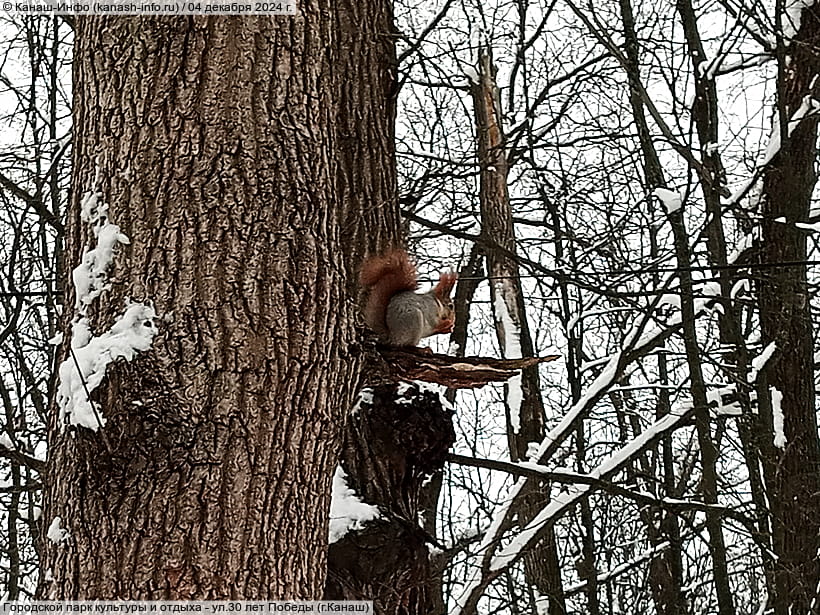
[748,342,777,383]
[46,516,70,543]
[329,466,379,543]
[56,185,157,431]
[73,191,131,312]
[494,282,523,433]
[770,387,786,449]
[784,0,815,40]
[653,187,683,214]
[351,387,373,415]
[0,433,13,450]
[58,303,157,430]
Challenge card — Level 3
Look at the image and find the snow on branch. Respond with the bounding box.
[529,282,719,473]
[727,92,820,206]
[748,341,777,383]
[453,406,695,614]
[447,453,753,527]
[451,283,722,615]
[0,435,46,473]
[562,540,671,599]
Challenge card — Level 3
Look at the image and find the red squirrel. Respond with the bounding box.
[360,249,457,346]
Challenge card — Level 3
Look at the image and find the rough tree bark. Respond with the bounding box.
[326,383,455,613]
[40,9,394,599]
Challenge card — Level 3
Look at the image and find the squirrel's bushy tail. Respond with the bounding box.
[360,249,418,336]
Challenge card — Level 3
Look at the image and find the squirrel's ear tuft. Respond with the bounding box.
[435,271,457,298]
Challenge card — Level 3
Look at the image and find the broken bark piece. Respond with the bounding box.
[375,345,561,389]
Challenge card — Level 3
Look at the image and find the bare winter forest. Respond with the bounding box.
[1,2,819,614]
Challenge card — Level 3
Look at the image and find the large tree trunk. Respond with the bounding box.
[40,10,393,599]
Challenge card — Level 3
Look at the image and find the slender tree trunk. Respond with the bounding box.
[617,2,686,611]
[667,206,736,615]
[675,0,775,600]
[420,244,484,614]
[471,47,566,614]
[40,10,391,599]
[756,6,820,612]
[540,175,595,614]
[618,0,734,610]
[7,463,20,599]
